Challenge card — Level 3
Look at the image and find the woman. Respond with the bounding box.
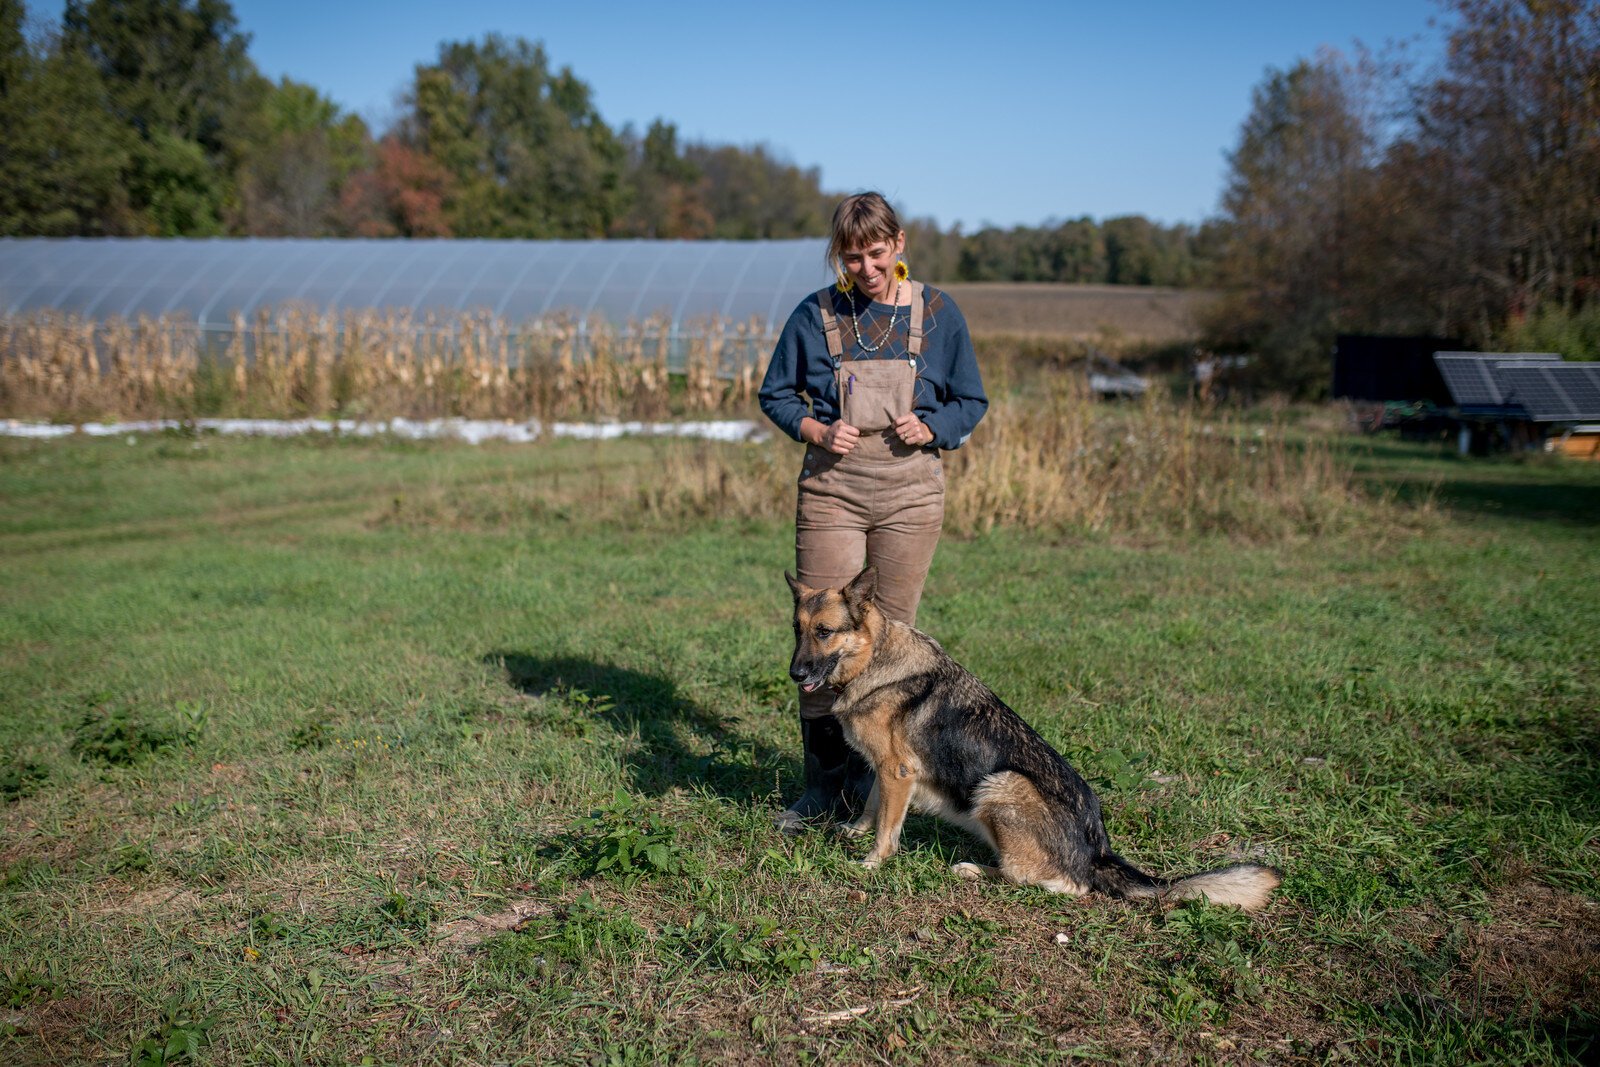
[759,192,988,831]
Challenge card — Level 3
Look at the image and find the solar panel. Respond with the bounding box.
[1497,363,1600,421]
[1433,352,1565,411]
[1435,355,1511,406]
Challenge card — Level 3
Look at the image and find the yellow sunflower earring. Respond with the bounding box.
[894,259,910,283]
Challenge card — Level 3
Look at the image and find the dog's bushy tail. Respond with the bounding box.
[1092,853,1282,912]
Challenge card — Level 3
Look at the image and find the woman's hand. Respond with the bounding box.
[891,414,934,448]
[803,417,860,455]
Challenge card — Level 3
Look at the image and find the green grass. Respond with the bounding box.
[1,428,1597,1065]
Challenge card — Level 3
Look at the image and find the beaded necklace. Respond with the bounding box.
[846,279,902,354]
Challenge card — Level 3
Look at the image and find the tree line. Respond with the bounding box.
[0,0,1206,286]
[1203,0,1600,390]
[905,215,1214,288]
[7,0,1593,390]
[0,1,837,241]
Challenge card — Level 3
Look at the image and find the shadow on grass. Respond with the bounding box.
[1542,1011,1600,1063]
[1356,454,1600,527]
[1544,732,1600,826]
[486,652,794,806]
[1426,476,1600,527]
[1346,438,1600,528]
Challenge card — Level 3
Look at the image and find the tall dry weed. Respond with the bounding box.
[942,383,1362,538]
[0,310,199,419]
[624,385,1369,540]
[373,390,1373,542]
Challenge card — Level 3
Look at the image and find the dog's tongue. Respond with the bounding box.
[800,681,819,693]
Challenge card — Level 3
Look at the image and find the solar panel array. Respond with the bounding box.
[1434,353,1559,408]
[1433,351,1600,421]
[0,238,834,333]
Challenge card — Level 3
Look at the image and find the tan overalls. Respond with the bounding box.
[796,285,946,720]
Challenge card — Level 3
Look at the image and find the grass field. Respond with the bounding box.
[1,425,1598,1064]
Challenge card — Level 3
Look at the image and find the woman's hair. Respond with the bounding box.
[827,192,902,270]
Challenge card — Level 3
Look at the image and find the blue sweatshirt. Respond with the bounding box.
[758,285,988,450]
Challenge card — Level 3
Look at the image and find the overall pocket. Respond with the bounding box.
[838,360,915,432]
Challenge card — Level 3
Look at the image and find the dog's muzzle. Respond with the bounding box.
[790,654,838,694]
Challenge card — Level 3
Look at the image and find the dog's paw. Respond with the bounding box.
[951,862,985,881]
[839,821,871,840]
[857,856,883,870]
[773,808,807,835]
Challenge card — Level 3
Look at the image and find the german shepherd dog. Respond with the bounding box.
[786,568,1281,910]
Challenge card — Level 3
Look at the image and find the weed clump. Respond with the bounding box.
[367,392,1381,542]
[570,789,692,884]
[376,890,437,933]
[484,894,646,981]
[0,759,48,801]
[69,698,206,767]
[126,996,214,1067]
[2,965,61,1009]
[286,710,333,750]
[660,913,826,976]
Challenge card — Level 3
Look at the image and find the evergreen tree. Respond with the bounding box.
[0,0,131,234]
[401,34,624,237]
[613,120,713,238]
[62,0,257,234]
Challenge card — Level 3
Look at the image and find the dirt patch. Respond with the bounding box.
[0,640,52,671]
[435,897,552,948]
[1457,880,1600,1015]
[4,995,111,1063]
[207,762,249,787]
[88,883,210,918]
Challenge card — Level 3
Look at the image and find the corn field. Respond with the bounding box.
[0,306,772,422]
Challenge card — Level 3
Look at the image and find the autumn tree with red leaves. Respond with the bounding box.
[338,138,455,238]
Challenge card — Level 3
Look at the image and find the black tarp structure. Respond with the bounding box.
[1332,334,1467,403]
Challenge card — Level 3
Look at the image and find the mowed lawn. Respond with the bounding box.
[1,430,1597,1065]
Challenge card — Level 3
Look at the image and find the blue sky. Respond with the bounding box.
[58,0,1451,230]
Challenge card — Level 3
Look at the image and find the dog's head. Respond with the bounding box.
[785,567,879,694]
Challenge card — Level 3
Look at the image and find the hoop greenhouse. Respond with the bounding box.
[0,237,833,375]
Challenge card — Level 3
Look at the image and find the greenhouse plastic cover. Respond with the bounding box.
[0,238,833,331]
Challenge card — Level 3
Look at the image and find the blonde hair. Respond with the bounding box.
[827,192,903,275]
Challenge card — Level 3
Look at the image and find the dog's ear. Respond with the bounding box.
[784,571,808,601]
[842,566,878,612]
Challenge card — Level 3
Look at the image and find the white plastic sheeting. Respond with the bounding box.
[1,417,770,445]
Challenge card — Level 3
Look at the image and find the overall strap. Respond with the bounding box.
[815,288,844,362]
[907,283,926,358]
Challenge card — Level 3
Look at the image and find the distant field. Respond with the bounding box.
[941,282,1214,344]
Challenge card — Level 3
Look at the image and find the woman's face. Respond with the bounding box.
[840,231,906,303]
